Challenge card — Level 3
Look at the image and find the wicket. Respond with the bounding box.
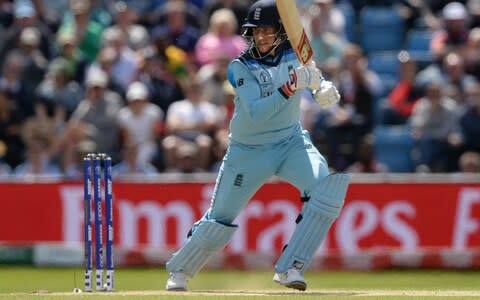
[83,153,114,292]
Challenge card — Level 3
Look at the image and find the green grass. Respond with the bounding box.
[0,266,479,299]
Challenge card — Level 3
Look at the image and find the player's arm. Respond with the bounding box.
[228,60,291,122]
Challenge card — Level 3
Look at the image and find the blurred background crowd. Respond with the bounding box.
[0,0,479,179]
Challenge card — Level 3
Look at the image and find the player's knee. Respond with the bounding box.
[308,173,350,219]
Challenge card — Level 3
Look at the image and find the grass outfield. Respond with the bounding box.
[0,267,479,299]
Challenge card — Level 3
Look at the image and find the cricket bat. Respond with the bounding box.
[275,0,313,65]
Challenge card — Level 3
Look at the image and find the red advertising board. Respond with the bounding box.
[0,181,479,254]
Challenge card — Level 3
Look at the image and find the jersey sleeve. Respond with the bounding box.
[227,60,290,123]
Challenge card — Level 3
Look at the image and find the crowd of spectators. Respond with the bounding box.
[303,0,480,173]
[0,0,479,179]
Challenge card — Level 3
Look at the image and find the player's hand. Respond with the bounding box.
[314,81,340,109]
[281,62,322,96]
[293,61,322,91]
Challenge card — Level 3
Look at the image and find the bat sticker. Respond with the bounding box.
[297,32,313,65]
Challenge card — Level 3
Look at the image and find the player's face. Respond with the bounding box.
[252,27,277,54]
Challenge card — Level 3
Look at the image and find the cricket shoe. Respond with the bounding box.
[273,268,307,291]
[166,272,189,291]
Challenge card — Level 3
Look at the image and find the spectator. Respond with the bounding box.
[310,59,344,149]
[419,0,463,16]
[13,133,61,177]
[36,0,70,31]
[150,1,201,57]
[218,79,235,130]
[162,79,222,171]
[300,91,322,134]
[320,56,342,86]
[137,50,185,113]
[0,140,12,177]
[338,44,384,130]
[202,0,250,34]
[419,51,478,109]
[393,0,442,31]
[410,79,461,172]
[55,30,88,84]
[317,44,383,170]
[458,151,480,173]
[0,0,53,68]
[87,45,126,97]
[196,53,231,106]
[0,0,13,30]
[306,2,345,68]
[151,0,206,29]
[57,0,104,63]
[440,51,478,107]
[194,8,246,67]
[210,125,229,173]
[0,88,24,169]
[209,80,234,173]
[101,27,140,90]
[21,94,63,160]
[6,26,48,94]
[458,81,480,153]
[430,2,471,59]
[63,69,123,161]
[167,140,201,173]
[0,52,33,118]
[84,0,113,28]
[152,36,193,84]
[346,134,389,173]
[463,27,480,80]
[119,0,166,26]
[380,51,422,125]
[35,58,84,120]
[54,0,112,30]
[117,81,164,166]
[306,0,346,39]
[107,1,150,51]
[62,138,97,179]
[468,0,480,28]
[111,141,158,178]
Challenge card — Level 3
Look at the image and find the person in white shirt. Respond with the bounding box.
[117,81,163,166]
[162,79,222,171]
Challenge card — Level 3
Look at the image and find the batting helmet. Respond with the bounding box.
[242,0,281,31]
[241,0,287,59]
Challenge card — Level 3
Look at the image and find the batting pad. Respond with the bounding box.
[166,219,237,277]
[275,173,350,274]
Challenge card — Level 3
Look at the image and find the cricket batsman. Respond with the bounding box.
[165,0,349,291]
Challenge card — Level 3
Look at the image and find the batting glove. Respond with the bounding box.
[280,62,322,97]
[314,80,341,109]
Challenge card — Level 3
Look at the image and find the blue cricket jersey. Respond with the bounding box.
[227,43,303,145]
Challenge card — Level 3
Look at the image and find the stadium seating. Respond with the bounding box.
[404,29,435,68]
[359,6,405,53]
[338,2,357,43]
[405,29,434,52]
[373,125,415,172]
[367,51,400,79]
[367,51,399,98]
